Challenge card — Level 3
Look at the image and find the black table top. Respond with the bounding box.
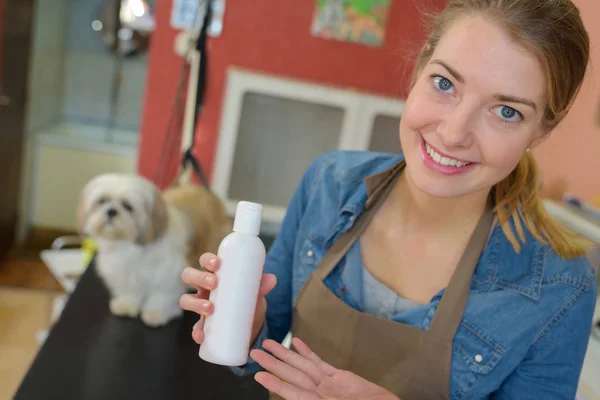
[14,261,268,400]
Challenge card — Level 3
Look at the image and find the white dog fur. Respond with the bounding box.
[77,173,230,327]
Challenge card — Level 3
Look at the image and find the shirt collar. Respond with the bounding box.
[339,155,405,218]
[364,159,406,209]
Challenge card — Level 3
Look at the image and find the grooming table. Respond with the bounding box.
[13,260,268,400]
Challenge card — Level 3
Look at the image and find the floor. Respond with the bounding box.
[0,229,66,399]
[0,256,60,290]
[0,286,58,399]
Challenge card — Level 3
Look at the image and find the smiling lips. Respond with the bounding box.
[419,136,478,175]
[426,142,472,167]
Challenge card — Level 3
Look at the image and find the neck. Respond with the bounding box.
[389,171,490,233]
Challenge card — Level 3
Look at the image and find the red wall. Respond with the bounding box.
[138,0,444,186]
[137,0,186,186]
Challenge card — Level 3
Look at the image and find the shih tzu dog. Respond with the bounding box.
[77,173,230,327]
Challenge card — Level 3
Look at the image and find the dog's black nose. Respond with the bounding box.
[107,208,118,218]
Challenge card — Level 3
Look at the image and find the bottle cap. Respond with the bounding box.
[233,201,263,235]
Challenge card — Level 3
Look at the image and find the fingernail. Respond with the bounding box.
[204,275,215,287]
[209,257,217,267]
[200,301,211,311]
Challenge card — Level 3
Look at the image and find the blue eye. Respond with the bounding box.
[433,76,454,92]
[494,106,522,123]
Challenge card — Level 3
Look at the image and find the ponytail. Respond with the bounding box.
[492,153,589,259]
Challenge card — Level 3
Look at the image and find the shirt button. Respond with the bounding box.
[474,354,483,363]
[306,250,313,257]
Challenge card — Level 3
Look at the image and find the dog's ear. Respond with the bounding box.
[151,191,169,239]
[140,189,168,244]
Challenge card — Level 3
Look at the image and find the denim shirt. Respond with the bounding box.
[233,150,598,399]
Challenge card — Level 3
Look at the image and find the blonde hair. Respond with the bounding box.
[412,0,591,258]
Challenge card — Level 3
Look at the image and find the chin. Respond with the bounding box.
[77,173,230,328]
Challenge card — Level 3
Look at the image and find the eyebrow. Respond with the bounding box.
[431,59,464,83]
[430,59,538,111]
[493,94,537,111]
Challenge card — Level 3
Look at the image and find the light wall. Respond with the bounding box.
[31,142,137,230]
[534,0,600,200]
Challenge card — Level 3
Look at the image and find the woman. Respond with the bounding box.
[180,0,598,398]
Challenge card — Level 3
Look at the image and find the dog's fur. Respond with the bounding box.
[77,173,230,327]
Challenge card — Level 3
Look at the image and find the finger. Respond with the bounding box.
[258,274,277,297]
[193,317,204,330]
[199,253,220,272]
[250,349,317,392]
[262,339,324,386]
[292,337,337,377]
[254,372,320,400]
[191,317,205,344]
[179,294,214,316]
[181,268,217,291]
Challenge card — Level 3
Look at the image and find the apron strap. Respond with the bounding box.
[314,161,404,281]
[378,202,494,393]
[427,203,494,339]
[310,155,493,337]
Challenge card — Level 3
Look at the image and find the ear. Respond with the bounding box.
[140,189,168,244]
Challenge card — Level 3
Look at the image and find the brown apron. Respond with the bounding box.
[271,160,494,400]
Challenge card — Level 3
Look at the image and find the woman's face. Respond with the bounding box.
[400,15,549,199]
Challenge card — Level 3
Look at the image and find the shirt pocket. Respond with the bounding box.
[294,236,326,291]
[451,318,506,398]
[299,236,322,266]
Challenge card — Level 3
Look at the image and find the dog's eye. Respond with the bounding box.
[122,201,133,212]
[98,197,109,205]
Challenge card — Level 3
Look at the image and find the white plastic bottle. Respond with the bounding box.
[199,201,266,366]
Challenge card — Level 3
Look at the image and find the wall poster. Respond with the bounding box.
[311,0,391,47]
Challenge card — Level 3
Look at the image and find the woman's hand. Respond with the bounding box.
[179,252,277,345]
[250,337,400,400]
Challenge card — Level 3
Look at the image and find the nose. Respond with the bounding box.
[439,106,476,148]
[106,208,118,218]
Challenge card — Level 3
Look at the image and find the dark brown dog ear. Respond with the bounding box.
[139,189,168,244]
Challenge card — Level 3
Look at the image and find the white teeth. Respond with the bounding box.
[426,143,471,168]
